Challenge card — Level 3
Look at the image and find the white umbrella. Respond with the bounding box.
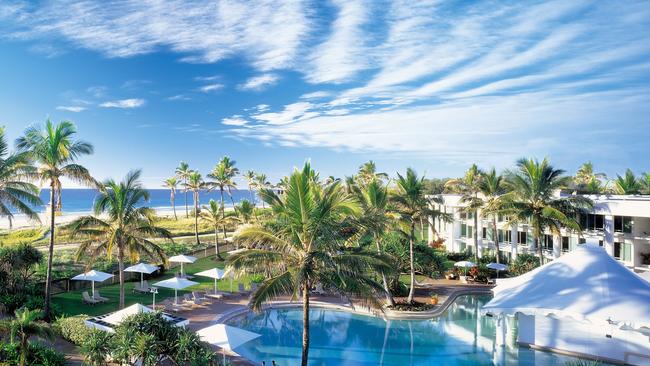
[195,268,227,293]
[168,254,197,277]
[153,277,199,304]
[454,261,477,276]
[124,263,159,287]
[71,270,114,296]
[197,324,260,362]
[486,263,508,278]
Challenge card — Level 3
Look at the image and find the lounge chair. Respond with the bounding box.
[93,290,109,303]
[133,280,152,294]
[205,289,224,300]
[162,299,189,313]
[82,291,100,305]
[182,293,205,308]
[238,283,250,295]
[250,282,259,292]
[191,291,210,305]
[312,283,326,295]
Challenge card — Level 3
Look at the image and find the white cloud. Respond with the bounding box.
[99,98,145,108]
[198,83,224,93]
[300,91,332,99]
[255,104,270,112]
[167,94,191,101]
[222,116,248,126]
[238,74,279,91]
[252,102,315,125]
[56,105,86,112]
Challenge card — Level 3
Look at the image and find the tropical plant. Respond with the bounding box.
[445,164,483,262]
[0,244,43,313]
[256,173,271,208]
[0,127,42,229]
[208,156,239,242]
[243,169,257,202]
[175,161,192,218]
[16,119,95,321]
[163,176,179,220]
[502,158,592,265]
[0,308,54,366]
[235,199,254,224]
[70,170,171,308]
[613,169,641,195]
[641,172,650,195]
[479,168,506,263]
[80,328,112,366]
[228,163,392,366]
[391,168,447,303]
[574,162,606,186]
[185,171,205,246]
[356,160,388,185]
[200,199,229,259]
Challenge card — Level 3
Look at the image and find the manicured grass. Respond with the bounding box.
[0,228,47,246]
[52,255,254,317]
[398,274,432,284]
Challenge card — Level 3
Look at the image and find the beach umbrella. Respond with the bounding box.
[486,263,508,278]
[454,261,477,276]
[168,254,197,277]
[71,270,114,296]
[153,277,199,305]
[124,262,159,287]
[197,324,260,362]
[195,268,227,293]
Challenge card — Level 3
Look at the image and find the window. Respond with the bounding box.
[599,240,603,247]
[562,237,569,252]
[461,224,467,237]
[505,230,512,243]
[614,242,632,262]
[614,216,633,234]
[579,238,586,244]
[580,214,604,231]
[482,227,487,239]
[460,212,467,220]
[542,235,553,250]
[467,226,473,238]
[518,231,527,245]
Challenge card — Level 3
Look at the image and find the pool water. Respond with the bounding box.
[226,295,603,365]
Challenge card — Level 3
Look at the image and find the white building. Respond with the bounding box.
[429,193,650,274]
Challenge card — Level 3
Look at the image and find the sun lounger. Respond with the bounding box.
[82,291,100,305]
[250,282,259,292]
[312,283,326,295]
[162,299,189,313]
[238,283,250,295]
[133,280,152,294]
[93,290,109,303]
[205,289,224,300]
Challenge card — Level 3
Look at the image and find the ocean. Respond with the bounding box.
[34,188,259,214]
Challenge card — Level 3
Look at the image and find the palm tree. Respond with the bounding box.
[243,169,257,202]
[228,163,391,366]
[184,171,205,246]
[574,162,606,193]
[207,157,238,242]
[175,162,191,218]
[640,172,650,195]
[200,199,226,259]
[16,120,95,321]
[235,199,254,224]
[613,169,641,195]
[0,308,54,366]
[163,177,179,220]
[70,170,171,308]
[350,178,396,306]
[357,160,389,185]
[502,158,592,265]
[391,168,446,304]
[445,164,483,262]
[256,173,271,207]
[479,168,506,263]
[0,127,42,229]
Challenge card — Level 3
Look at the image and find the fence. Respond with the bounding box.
[44,242,238,295]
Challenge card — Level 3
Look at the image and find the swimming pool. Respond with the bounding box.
[226,295,604,365]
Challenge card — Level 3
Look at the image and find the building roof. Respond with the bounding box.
[85,303,188,333]
[482,245,650,332]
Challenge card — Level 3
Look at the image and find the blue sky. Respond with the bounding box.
[1,0,649,188]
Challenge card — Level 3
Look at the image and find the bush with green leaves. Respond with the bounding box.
[509,253,540,276]
[80,329,112,366]
[0,244,45,313]
[0,342,65,366]
[445,250,472,262]
[53,315,92,346]
[382,232,446,278]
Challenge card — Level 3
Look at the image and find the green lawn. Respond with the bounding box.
[52,255,254,317]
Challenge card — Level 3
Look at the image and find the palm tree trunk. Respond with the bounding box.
[184,180,189,218]
[301,282,310,366]
[220,188,227,241]
[19,336,28,366]
[376,238,394,306]
[419,217,425,241]
[407,222,416,304]
[171,192,177,220]
[214,227,221,259]
[493,217,500,264]
[118,247,125,309]
[473,211,479,262]
[194,192,200,246]
[43,183,56,322]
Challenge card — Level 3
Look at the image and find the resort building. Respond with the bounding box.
[429,193,650,274]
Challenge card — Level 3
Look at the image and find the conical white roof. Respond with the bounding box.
[195,268,227,279]
[124,262,159,274]
[153,277,199,290]
[103,303,154,325]
[482,245,650,331]
[196,324,260,351]
[71,270,114,282]
[168,254,197,263]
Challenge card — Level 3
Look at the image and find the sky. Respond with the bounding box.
[1,0,649,188]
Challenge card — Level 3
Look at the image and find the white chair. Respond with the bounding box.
[82,291,99,305]
[93,290,109,303]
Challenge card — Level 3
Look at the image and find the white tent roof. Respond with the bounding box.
[482,245,650,331]
[454,261,476,268]
[152,277,199,290]
[84,303,189,333]
[168,254,197,263]
[71,270,114,282]
[124,262,159,274]
[103,303,155,325]
[195,268,227,280]
[196,324,260,351]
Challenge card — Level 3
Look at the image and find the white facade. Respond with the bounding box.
[429,193,650,274]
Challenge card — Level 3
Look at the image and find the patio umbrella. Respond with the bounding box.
[168,254,197,277]
[197,324,260,362]
[124,262,158,287]
[486,263,508,278]
[71,270,114,296]
[195,268,227,293]
[152,277,199,305]
[454,261,477,276]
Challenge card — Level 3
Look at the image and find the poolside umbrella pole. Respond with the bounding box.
[486,263,508,279]
[152,277,199,305]
[71,270,114,297]
[124,262,159,287]
[195,268,227,294]
[168,254,197,277]
[454,261,477,281]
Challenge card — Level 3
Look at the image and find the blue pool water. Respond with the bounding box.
[227,295,603,365]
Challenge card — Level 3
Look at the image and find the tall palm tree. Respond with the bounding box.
[70,170,170,308]
[163,177,179,220]
[445,164,483,262]
[350,178,396,306]
[243,169,257,202]
[175,162,191,218]
[640,172,650,195]
[613,169,641,195]
[228,163,391,366]
[184,171,205,247]
[235,199,254,224]
[16,120,95,321]
[0,308,54,366]
[357,160,389,185]
[200,199,227,259]
[574,162,607,193]
[502,158,592,265]
[479,168,506,263]
[391,168,447,304]
[0,127,42,228]
[207,157,237,242]
[256,173,271,207]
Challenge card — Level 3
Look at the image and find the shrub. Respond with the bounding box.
[53,315,92,346]
[249,274,264,284]
[509,254,540,276]
[0,342,65,366]
[80,329,113,366]
[446,250,471,262]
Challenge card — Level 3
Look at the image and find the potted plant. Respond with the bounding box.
[430,293,439,305]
